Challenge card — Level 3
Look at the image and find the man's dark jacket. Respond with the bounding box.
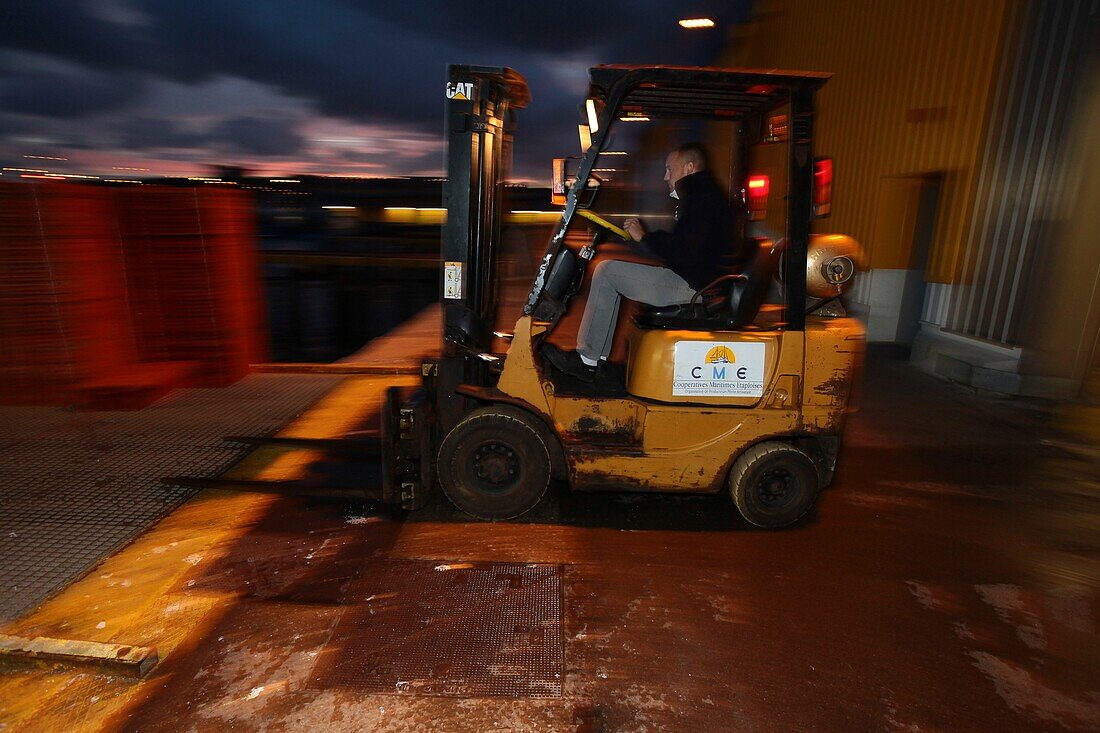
[640,170,746,290]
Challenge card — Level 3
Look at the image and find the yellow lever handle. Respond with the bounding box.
[575,209,629,240]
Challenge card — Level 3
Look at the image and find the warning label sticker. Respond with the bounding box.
[446,81,473,101]
[444,261,463,299]
[672,341,766,397]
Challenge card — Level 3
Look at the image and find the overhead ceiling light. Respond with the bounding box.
[679,18,715,28]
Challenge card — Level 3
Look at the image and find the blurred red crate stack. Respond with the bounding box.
[0,181,140,405]
[117,185,266,387]
[0,180,265,407]
[114,186,172,364]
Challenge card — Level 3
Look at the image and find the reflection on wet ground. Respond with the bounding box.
[96,352,1099,732]
[1,350,1097,732]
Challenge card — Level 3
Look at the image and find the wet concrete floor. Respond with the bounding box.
[2,350,1099,732]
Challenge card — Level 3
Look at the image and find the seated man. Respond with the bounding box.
[543,141,749,380]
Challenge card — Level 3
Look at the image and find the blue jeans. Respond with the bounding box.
[577,260,696,362]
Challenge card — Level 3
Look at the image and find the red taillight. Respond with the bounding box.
[747,175,770,196]
[813,158,833,218]
[746,175,770,220]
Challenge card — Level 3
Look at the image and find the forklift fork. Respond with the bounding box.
[380,386,434,510]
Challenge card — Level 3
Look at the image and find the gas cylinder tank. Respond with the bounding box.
[807,234,861,298]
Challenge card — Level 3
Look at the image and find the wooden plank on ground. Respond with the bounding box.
[0,635,158,678]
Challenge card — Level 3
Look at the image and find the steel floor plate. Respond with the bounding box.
[315,560,564,698]
[0,373,342,622]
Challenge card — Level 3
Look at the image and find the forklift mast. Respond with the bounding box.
[438,65,530,431]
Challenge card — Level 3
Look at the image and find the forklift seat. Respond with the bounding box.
[634,239,783,331]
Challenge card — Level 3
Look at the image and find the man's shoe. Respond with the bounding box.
[541,344,596,381]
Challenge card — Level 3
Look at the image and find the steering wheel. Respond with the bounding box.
[575,209,629,240]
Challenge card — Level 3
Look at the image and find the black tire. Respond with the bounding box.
[728,441,819,528]
[437,406,552,520]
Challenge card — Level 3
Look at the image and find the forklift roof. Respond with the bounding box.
[588,65,832,120]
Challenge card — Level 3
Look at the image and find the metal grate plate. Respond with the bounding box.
[0,373,342,622]
[313,560,564,698]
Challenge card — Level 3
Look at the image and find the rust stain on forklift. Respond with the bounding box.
[802,319,865,433]
[559,399,642,445]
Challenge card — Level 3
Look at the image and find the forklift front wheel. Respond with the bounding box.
[437,407,552,520]
[728,441,820,528]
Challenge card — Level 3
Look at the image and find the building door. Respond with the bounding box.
[897,176,941,344]
[867,174,941,344]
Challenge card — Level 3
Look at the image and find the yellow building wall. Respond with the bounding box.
[718,0,1017,282]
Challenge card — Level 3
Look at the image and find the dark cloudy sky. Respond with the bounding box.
[0,1,750,181]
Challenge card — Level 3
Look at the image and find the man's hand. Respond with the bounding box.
[623,217,645,242]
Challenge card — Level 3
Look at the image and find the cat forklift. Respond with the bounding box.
[381,64,864,527]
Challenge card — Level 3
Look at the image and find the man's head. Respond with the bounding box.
[664,142,709,192]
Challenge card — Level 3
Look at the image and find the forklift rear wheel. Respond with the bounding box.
[438,406,552,520]
[728,442,819,528]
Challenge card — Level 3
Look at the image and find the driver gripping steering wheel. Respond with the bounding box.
[541,141,749,382]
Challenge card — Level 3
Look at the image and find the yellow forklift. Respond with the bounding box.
[381,64,864,527]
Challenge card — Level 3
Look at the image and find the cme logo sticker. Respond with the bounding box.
[446,81,473,101]
[673,341,766,398]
